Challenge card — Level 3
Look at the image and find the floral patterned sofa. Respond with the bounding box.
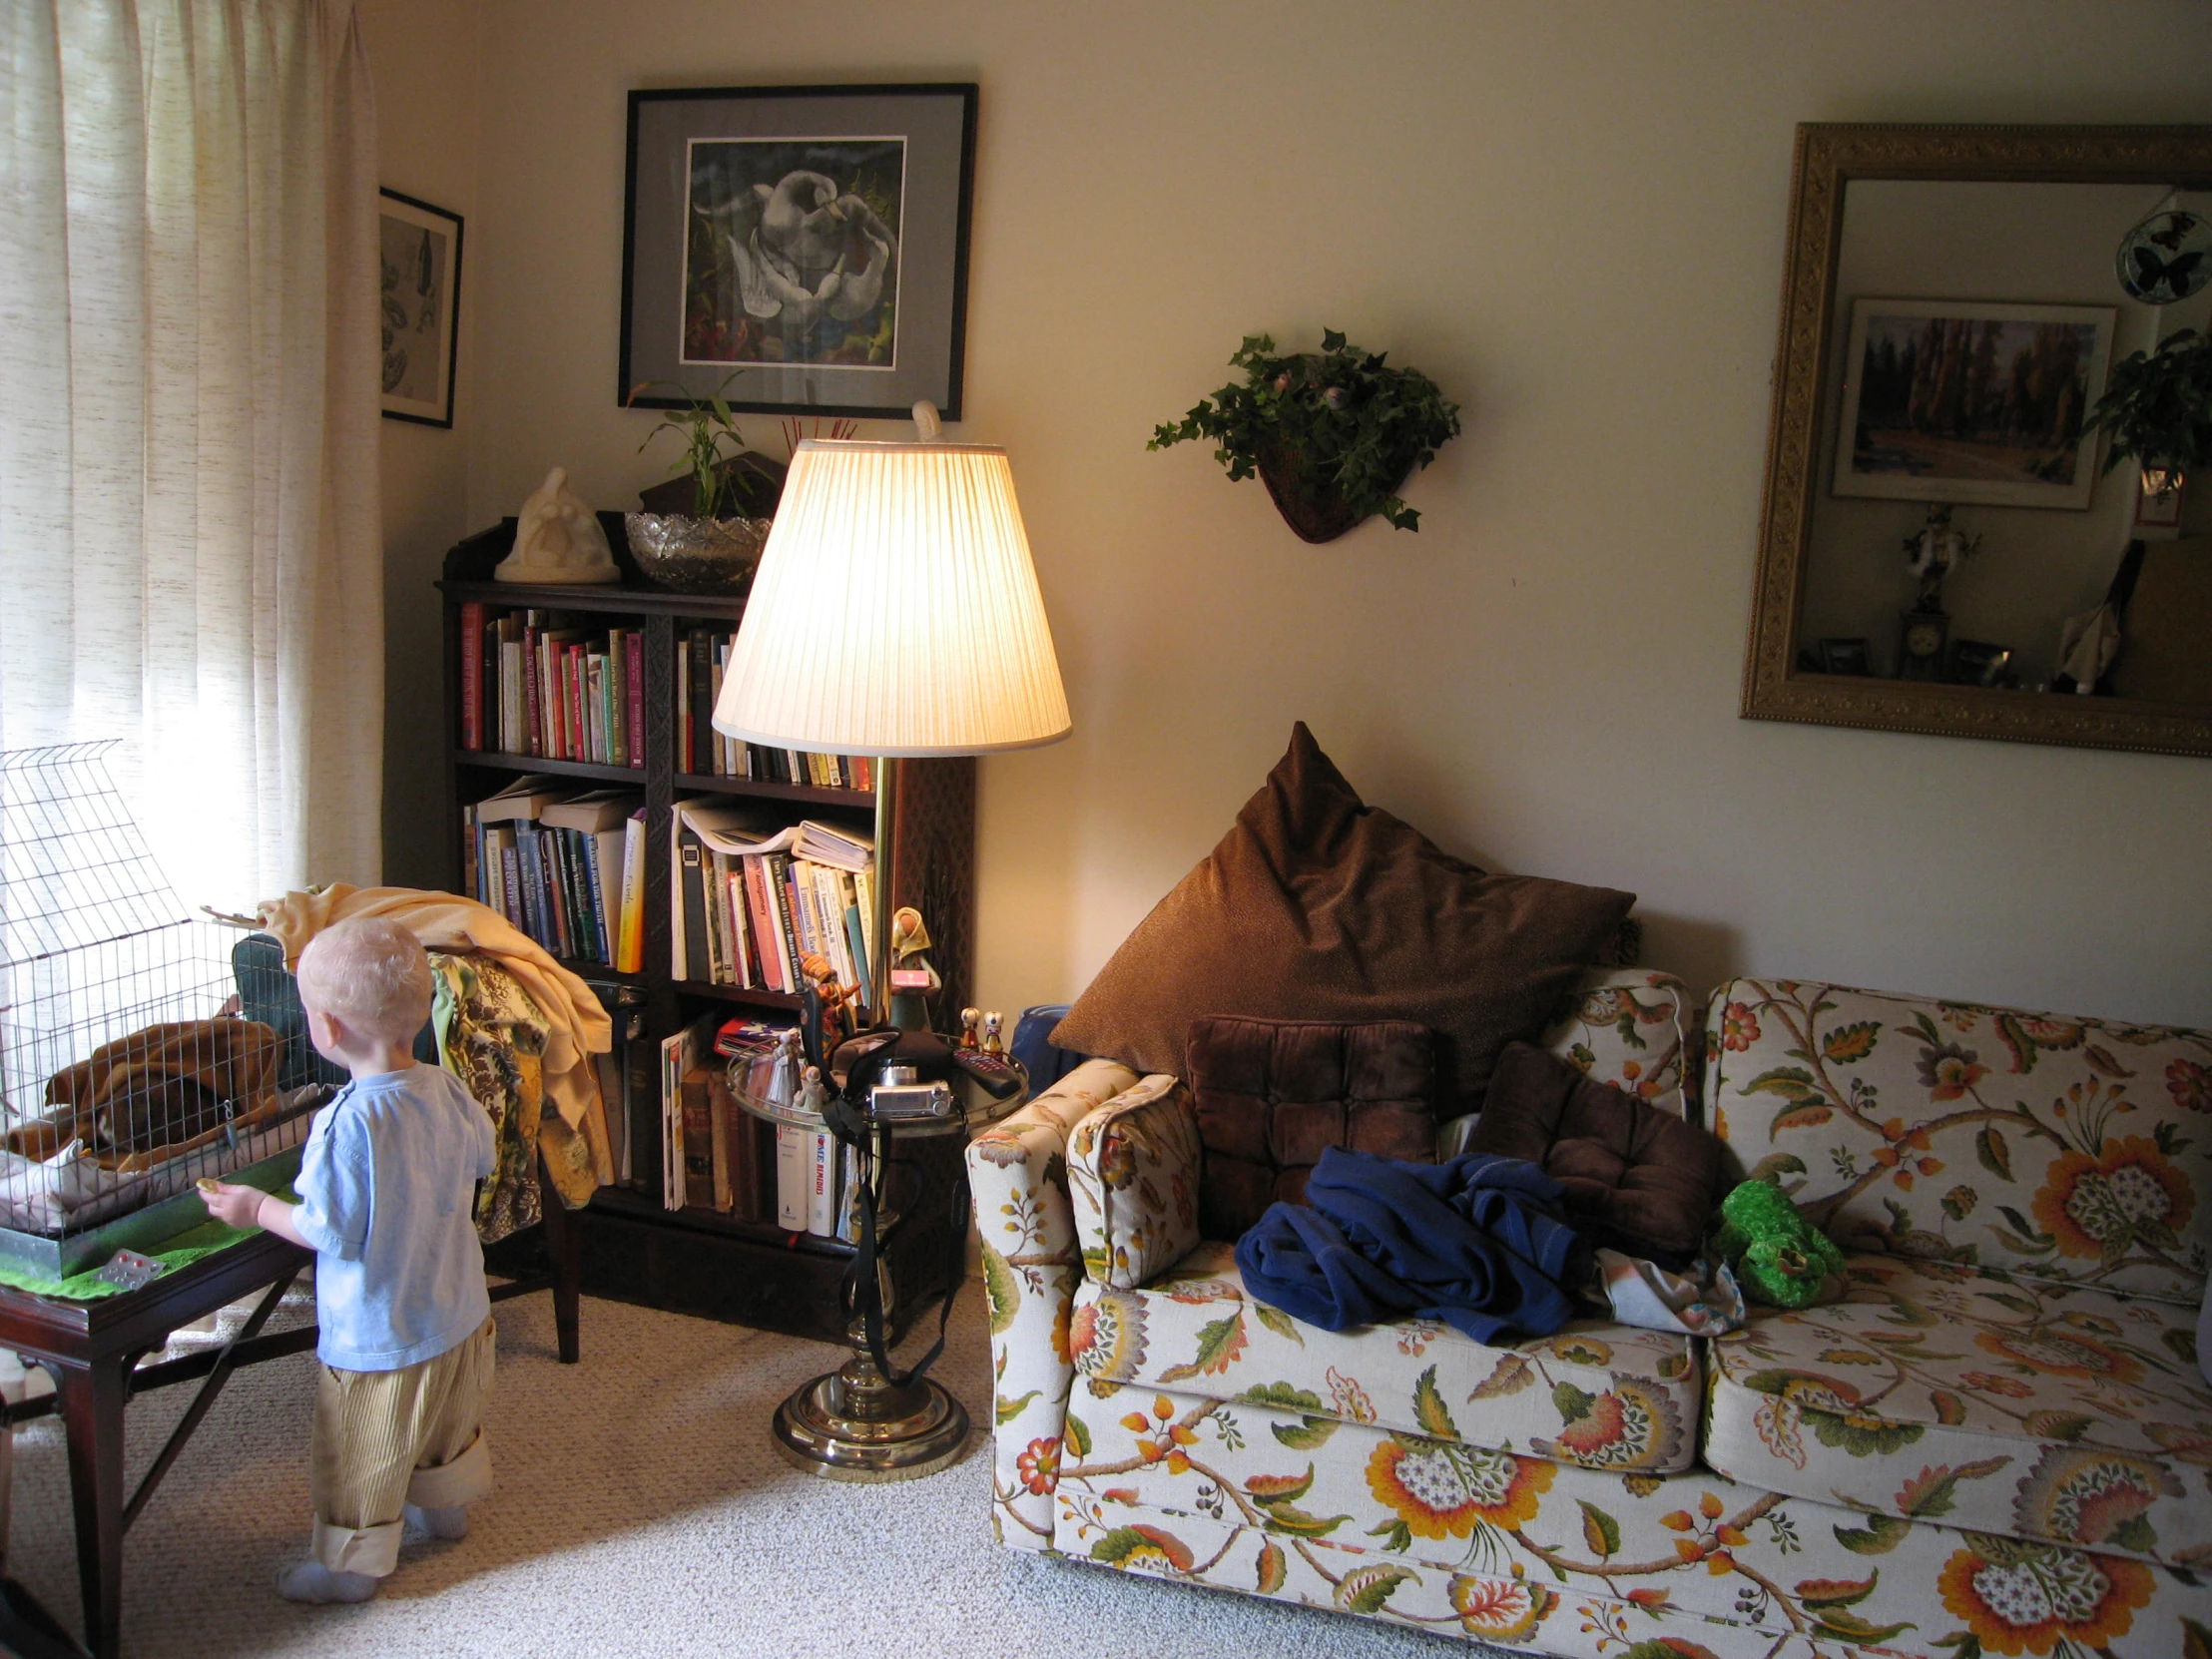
[968,968,2212,1658]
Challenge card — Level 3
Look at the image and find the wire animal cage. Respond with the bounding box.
[0,743,324,1277]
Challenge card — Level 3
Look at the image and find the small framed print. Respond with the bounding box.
[621,83,977,418]
[1832,297,2115,510]
[1817,637,1872,676]
[378,189,463,427]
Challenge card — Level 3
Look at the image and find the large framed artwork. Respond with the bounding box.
[1831,296,2115,510]
[378,189,463,427]
[621,83,978,418]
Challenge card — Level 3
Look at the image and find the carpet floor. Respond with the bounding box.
[7,1285,1486,1658]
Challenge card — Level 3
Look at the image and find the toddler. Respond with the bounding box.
[202,916,498,1604]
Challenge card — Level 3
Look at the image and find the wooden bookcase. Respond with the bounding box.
[438,515,974,1344]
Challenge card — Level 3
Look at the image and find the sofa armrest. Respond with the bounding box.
[1067,1073,1202,1289]
[966,1056,1138,1550]
[1535,966,1701,1121]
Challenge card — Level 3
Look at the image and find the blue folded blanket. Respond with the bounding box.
[1234,1146,1591,1343]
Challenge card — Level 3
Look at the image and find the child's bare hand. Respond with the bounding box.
[199,1180,265,1229]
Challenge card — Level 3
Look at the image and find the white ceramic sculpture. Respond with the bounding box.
[494,466,619,585]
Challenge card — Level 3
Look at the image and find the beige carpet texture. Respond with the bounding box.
[7,1285,1488,1658]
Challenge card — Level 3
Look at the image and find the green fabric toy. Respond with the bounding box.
[1714,1178,1845,1309]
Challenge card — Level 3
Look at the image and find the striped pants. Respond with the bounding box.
[310,1317,496,1575]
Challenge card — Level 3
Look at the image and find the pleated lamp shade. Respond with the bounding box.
[712,440,1071,757]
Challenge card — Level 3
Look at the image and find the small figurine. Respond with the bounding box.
[495,466,619,585]
[980,1011,1004,1057]
[1902,503,1979,614]
[795,1064,832,1119]
[798,949,856,1040]
[957,1007,980,1051]
[767,1027,803,1105]
[886,905,940,1031]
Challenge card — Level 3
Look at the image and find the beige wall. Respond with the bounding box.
[358,0,483,890]
[385,1,2212,1029]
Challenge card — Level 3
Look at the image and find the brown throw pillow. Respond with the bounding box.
[1185,1016,1437,1239]
[1468,1041,1720,1263]
[1051,724,1635,1110]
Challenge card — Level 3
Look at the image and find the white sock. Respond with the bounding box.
[405,1501,470,1539]
[276,1560,379,1604]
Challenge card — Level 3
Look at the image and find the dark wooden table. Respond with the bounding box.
[1,1175,581,1659]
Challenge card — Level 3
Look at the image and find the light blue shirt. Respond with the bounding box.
[291,1063,497,1372]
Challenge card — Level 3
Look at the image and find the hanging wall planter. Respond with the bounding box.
[1151,329,1461,542]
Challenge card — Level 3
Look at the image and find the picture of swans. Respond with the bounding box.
[683,137,903,369]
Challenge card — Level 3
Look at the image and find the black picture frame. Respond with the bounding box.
[620,83,978,419]
[378,188,463,428]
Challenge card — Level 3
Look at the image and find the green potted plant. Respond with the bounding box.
[2084,326,2212,502]
[1150,328,1461,542]
[624,374,785,593]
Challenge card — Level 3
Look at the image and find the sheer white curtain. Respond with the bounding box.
[0,0,382,912]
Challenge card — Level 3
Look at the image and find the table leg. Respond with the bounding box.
[55,1358,126,1659]
[539,1156,581,1365]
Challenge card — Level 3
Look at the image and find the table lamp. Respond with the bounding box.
[711,404,1069,1479]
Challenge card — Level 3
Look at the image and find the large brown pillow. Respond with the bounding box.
[1468,1041,1720,1263]
[1051,724,1635,1111]
[1186,1016,1437,1239]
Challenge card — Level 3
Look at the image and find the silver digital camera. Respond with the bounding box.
[869,1063,955,1121]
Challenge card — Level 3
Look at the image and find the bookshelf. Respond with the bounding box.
[438,515,974,1344]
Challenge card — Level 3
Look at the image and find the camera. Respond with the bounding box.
[868,1063,954,1121]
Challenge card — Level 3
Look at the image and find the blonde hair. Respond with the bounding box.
[295,917,432,1044]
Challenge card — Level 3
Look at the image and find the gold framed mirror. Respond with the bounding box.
[1741,123,2212,758]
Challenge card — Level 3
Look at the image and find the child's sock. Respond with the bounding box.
[404,1501,470,1540]
[276,1560,379,1604]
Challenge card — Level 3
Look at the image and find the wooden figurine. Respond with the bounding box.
[958,1007,980,1051]
[886,905,940,1032]
[981,1011,1004,1057]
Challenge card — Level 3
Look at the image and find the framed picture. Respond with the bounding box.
[621,83,977,418]
[378,189,462,427]
[1817,637,1872,676]
[1832,297,2115,510]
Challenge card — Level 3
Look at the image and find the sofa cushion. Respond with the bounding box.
[1467,1041,1721,1263]
[1704,1253,2212,1567]
[1705,977,2212,1308]
[1059,1397,2212,1656]
[1185,1015,1437,1240]
[1535,966,1700,1121]
[1066,1240,1698,1473]
[1066,1073,1203,1289]
[1050,724,1635,1112]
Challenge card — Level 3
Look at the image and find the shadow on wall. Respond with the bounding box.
[1632,912,1742,1013]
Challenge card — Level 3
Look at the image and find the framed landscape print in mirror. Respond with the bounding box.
[1740,124,2212,759]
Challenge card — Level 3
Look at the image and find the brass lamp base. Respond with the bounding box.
[771,1354,970,1482]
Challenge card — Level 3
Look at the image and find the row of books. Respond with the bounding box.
[659,1014,860,1239]
[671,800,875,1001]
[675,625,873,790]
[460,604,645,767]
[456,605,867,793]
[463,778,646,970]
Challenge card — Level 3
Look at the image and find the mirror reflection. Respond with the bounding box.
[1798,179,2210,697]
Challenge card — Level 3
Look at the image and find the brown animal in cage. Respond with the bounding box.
[14,1018,283,1168]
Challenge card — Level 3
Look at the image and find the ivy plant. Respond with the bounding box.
[2084,327,2212,474]
[1150,329,1461,532]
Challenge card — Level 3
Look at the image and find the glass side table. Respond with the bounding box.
[726,1042,1028,1481]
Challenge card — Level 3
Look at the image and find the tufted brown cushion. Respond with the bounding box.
[1468,1041,1720,1263]
[1051,724,1636,1112]
[1185,1016,1437,1240]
